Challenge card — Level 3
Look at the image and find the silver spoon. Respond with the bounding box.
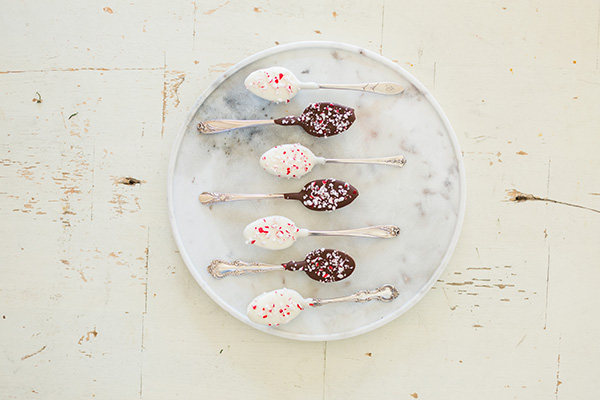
[208,248,355,283]
[244,66,405,103]
[260,143,406,179]
[244,215,400,250]
[198,178,359,212]
[197,102,355,137]
[247,284,399,326]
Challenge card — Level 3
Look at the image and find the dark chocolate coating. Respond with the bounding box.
[282,248,356,283]
[274,102,356,137]
[283,178,359,211]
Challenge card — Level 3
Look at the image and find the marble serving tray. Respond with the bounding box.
[167,41,466,341]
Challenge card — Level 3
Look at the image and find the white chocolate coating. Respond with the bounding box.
[259,143,325,179]
[244,67,301,103]
[243,215,308,250]
[247,288,307,326]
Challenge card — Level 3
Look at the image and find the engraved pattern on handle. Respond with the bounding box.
[199,192,285,205]
[308,284,399,307]
[317,82,404,95]
[308,225,400,238]
[325,155,407,167]
[208,259,284,278]
[197,119,274,134]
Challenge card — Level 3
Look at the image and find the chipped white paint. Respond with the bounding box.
[1,0,600,399]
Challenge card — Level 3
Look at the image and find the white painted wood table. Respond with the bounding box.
[2,1,599,398]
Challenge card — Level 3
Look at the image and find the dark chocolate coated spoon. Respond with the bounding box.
[197,102,355,138]
[208,248,356,283]
[199,178,359,212]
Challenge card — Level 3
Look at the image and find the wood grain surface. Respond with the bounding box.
[1,1,599,399]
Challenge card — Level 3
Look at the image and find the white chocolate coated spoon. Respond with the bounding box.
[244,215,400,250]
[260,143,406,179]
[247,284,399,327]
[244,66,405,103]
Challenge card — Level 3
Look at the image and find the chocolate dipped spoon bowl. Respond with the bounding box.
[208,248,355,283]
[198,178,359,211]
[197,102,355,137]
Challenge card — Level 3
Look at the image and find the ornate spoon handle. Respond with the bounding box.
[307,225,400,238]
[308,284,399,307]
[208,259,284,278]
[314,82,404,95]
[197,119,274,134]
[325,155,407,167]
[199,192,284,205]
